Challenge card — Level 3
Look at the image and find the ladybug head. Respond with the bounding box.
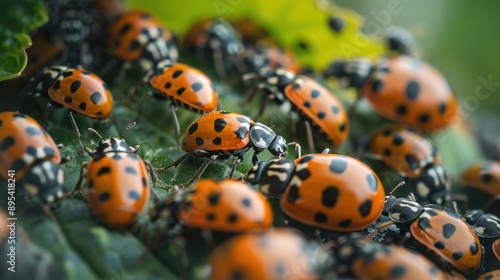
[207,19,244,56]
[22,161,65,208]
[88,123,138,155]
[323,58,373,89]
[249,123,287,163]
[382,195,398,216]
[145,59,175,83]
[464,209,485,226]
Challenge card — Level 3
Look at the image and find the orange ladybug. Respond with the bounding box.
[462,160,500,198]
[71,123,161,228]
[207,228,332,280]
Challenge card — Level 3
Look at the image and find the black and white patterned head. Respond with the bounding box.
[249,122,286,157]
[385,196,423,223]
[91,137,135,155]
[247,158,294,196]
[412,165,450,206]
[465,210,500,238]
[323,58,373,89]
[22,161,65,208]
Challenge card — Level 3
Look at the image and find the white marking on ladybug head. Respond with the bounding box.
[46,195,55,204]
[267,76,279,86]
[24,183,39,196]
[31,165,46,184]
[417,182,430,196]
[390,212,401,220]
[57,190,64,198]
[266,170,290,182]
[42,161,55,181]
[474,226,486,235]
[57,169,64,184]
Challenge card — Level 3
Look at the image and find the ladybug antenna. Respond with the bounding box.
[121,122,137,138]
[389,181,406,195]
[88,128,103,139]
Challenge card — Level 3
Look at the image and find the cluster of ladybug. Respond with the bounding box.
[1,0,500,279]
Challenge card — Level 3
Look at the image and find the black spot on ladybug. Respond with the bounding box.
[127,154,139,161]
[0,120,2,127]
[102,83,109,91]
[25,126,41,136]
[196,137,204,146]
[311,89,320,98]
[293,83,301,90]
[485,276,495,280]
[129,40,141,51]
[189,123,198,134]
[389,265,406,277]
[142,177,147,186]
[98,192,111,202]
[339,219,352,227]
[328,16,345,33]
[118,23,132,35]
[93,154,105,162]
[79,102,87,110]
[81,71,92,75]
[70,80,81,93]
[234,126,248,139]
[90,92,102,104]
[321,186,339,208]
[317,112,326,119]
[206,213,215,221]
[227,213,238,223]
[164,82,172,89]
[97,166,111,176]
[26,146,37,156]
[176,87,185,95]
[242,198,251,208]
[405,154,419,170]
[230,270,244,280]
[129,191,140,200]
[481,174,492,183]
[426,209,439,216]
[451,252,463,260]
[418,113,430,123]
[112,154,121,160]
[438,102,447,115]
[235,117,250,124]
[191,82,203,92]
[12,113,25,118]
[339,123,346,132]
[172,70,183,78]
[214,118,227,132]
[392,135,404,146]
[296,168,311,180]
[212,137,222,145]
[384,148,391,156]
[88,179,94,188]
[429,266,439,275]
[44,146,55,157]
[125,166,138,175]
[62,71,73,77]
[52,80,61,91]
[0,136,15,151]
[434,240,445,249]
[314,212,327,223]
[298,155,313,163]
[287,185,300,203]
[405,81,420,101]
[64,96,72,103]
[330,158,347,174]
[303,101,311,108]
[396,104,407,115]
[275,263,285,277]
[470,242,479,255]
[358,199,372,217]
[366,174,378,192]
[418,217,432,230]
[382,129,392,136]
[332,105,339,115]
[208,193,220,205]
[372,79,383,93]
[442,223,456,238]
[11,159,25,171]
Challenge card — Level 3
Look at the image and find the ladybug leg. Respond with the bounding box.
[155,152,193,173]
[43,102,53,131]
[68,162,88,198]
[229,156,244,179]
[183,154,220,187]
[303,120,316,153]
[68,110,86,154]
[287,142,302,158]
[144,160,168,193]
[169,103,181,147]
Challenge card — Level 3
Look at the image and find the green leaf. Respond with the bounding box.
[0,0,48,81]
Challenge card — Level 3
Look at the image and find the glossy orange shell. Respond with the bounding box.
[182,111,253,153]
[24,32,64,77]
[461,160,500,196]
[363,56,458,132]
[48,68,113,118]
[281,154,385,231]
[284,77,349,147]
[208,228,326,280]
[86,153,150,228]
[0,112,61,180]
[478,270,500,280]
[148,63,218,112]
[368,125,440,178]
[107,10,173,61]
[257,40,300,72]
[179,179,272,231]
[494,238,500,261]
[410,208,482,274]
[352,245,446,280]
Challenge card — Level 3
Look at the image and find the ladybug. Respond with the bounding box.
[156,111,287,186]
[182,18,244,79]
[0,112,64,208]
[382,194,483,276]
[207,228,332,280]
[149,179,273,239]
[144,60,219,139]
[24,31,64,78]
[478,270,500,280]
[367,124,450,205]
[462,160,500,199]
[238,40,301,76]
[325,55,458,132]
[385,26,417,56]
[32,65,113,153]
[464,210,500,271]
[107,10,178,72]
[336,233,447,279]
[247,67,349,150]
[71,123,161,229]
